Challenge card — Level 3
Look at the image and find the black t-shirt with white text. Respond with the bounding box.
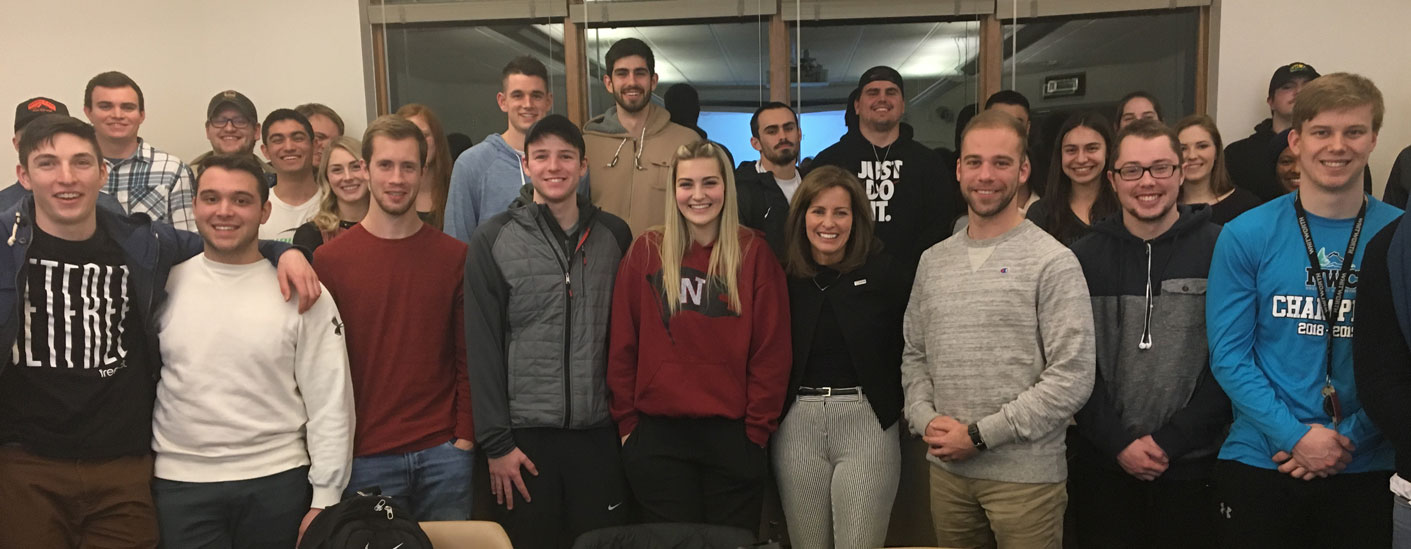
[0,224,150,459]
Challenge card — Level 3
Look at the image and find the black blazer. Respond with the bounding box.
[784,251,907,429]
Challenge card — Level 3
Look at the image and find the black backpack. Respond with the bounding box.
[298,490,433,549]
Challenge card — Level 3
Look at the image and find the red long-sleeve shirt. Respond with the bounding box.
[314,224,473,456]
[608,229,792,447]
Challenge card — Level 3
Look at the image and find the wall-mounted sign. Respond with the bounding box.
[1044,73,1086,99]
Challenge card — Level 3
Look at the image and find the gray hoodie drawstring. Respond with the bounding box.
[1138,240,1154,350]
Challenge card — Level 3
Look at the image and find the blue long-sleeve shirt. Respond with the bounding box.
[444,133,591,244]
[1206,192,1400,473]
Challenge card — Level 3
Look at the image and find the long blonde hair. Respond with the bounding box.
[312,136,364,233]
[657,140,749,315]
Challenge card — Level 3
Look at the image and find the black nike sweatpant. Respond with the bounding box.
[492,426,628,549]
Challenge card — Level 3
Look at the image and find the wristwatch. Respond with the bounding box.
[968,423,987,451]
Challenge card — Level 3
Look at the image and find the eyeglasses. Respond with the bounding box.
[1112,163,1180,181]
[209,117,252,129]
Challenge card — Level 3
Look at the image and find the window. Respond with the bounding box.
[384,22,569,143]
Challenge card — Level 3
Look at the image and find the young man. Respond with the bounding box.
[983,90,1044,214]
[314,115,474,520]
[1207,72,1398,548]
[465,114,632,548]
[82,71,197,230]
[584,38,699,236]
[813,66,961,271]
[1068,120,1230,548]
[0,115,319,548]
[192,90,275,185]
[901,109,1094,548]
[446,56,558,243]
[150,154,354,548]
[295,103,345,168]
[3,97,122,213]
[1225,62,1320,201]
[260,109,322,242]
[735,101,804,259]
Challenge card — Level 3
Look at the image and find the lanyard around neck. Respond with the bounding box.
[1292,192,1367,389]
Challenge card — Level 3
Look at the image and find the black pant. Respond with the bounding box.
[622,415,768,531]
[1067,455,1216,549]
[152,465,312,549]
[1213,460,1391,549]
[493,426,628,549]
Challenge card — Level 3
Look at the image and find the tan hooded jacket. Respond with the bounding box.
[584,103,700,236]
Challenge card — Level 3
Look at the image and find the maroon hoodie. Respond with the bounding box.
[608,228,791,446]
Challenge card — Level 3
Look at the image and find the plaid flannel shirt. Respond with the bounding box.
[105,139,196,231]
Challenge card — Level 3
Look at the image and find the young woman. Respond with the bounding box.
[293,136,369,252]
[395,103,452,229]
[1115,91,1163,130]
[1271,128,1301,193]
[1027,112,1121,245]
[1175,114,1262,224]
[608,140,791,530]
[774,165,904,549]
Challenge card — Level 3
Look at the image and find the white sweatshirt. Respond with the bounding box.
[152,255,355,508]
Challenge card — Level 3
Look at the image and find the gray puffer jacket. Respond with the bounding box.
[465,187,633,458]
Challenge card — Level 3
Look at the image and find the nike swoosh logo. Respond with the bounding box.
[608,502,623,511]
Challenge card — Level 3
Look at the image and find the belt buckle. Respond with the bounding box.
[820,387,832,397]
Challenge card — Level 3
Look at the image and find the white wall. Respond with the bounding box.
[1212,0,1411,197]
[0,0,371,176]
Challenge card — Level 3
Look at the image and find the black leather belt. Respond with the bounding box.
[797,386,862,396]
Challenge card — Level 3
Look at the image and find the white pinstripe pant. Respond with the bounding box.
[773,392,901,549]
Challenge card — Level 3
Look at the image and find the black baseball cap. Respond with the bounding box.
[206,90,258,123]
[1268,62,1320,98]
[14,96,68,133]
[858,66,905,97]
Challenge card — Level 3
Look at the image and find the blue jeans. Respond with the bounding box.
[344,440,473,521]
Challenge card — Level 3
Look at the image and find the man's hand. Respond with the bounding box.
[922,415,952,447]
[925,416,978,462]
[1117,435,1169,481]
[453,438,474,451]
[1286,424,1355,479]
[276,249,321,313]
[297,508,321,546]
[488,447,538,510]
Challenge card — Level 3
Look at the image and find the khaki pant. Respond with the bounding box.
[928,464,1065,549]
[0,446,158,548]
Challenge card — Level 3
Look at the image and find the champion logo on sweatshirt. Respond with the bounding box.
[858,160,902,223]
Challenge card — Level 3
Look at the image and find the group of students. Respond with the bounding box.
[4,33,1411,549]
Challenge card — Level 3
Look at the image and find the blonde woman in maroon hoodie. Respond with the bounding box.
[608,140,792,530]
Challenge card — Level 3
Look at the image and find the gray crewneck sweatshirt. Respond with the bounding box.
[901,219,1095,483]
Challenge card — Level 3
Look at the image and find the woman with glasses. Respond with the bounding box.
[1175,115,1262,224]
[608,141,791,530]
[773,166,905,549]
[395,104,452,229]
[293,136,368,252]
[1027,112,1121,246]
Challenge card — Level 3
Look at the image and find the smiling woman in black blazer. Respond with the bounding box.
[772,165,907,549]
